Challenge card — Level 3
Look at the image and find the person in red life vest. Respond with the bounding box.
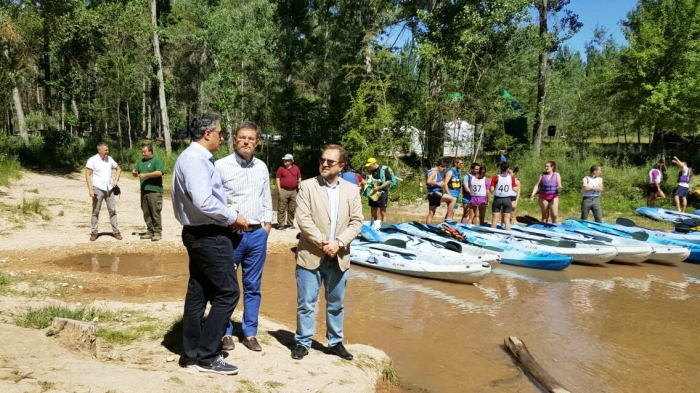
[490,162,518,230]
[529,161,562,223]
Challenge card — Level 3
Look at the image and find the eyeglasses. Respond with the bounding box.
[319,158,338,167]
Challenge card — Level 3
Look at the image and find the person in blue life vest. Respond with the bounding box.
[499,150,507,163]
[672,156,691,212]
[443,158,463,209]
[460,162,480,223]
[581,165,604,222]
[425,160,456,224]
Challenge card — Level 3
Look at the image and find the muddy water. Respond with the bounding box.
[53,253,700,392]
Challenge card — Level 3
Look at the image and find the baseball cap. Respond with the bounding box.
[364,157,377,167]
[282,154,294,161]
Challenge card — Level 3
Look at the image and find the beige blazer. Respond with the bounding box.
[295,175,363,271]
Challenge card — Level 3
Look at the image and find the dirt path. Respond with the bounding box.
[0,171,390,393]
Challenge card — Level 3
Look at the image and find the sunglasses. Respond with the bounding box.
[319,158,339,167]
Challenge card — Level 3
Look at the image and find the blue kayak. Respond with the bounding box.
[636,207,700,226]
[562,219,699,264]
[421,223,572,271]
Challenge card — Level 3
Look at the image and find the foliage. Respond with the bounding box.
[14,305,122,329]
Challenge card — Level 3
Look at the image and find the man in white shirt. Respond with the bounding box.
[85,142,122,241]
[672,156,691,212]
[216,121,273,352]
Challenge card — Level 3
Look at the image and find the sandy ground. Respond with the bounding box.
[0,171,391,393]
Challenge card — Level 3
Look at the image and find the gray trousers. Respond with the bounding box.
[581,196,602,223]
[91,187,120,234]
[278,188,297,226]
[141,191,163,235]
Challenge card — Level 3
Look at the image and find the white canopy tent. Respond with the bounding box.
[406,120,474,158]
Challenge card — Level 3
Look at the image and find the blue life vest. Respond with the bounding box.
[341,171,359,185]
[425,169,443,194]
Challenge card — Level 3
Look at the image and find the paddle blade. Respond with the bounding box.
[616,217,636,227]
[516,216,534,224]
[630,231,650,241]
[536,239,561,247]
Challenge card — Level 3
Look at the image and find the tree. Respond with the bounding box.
[151,0,171,154]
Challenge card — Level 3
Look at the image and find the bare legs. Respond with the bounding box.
[538,198,559,223]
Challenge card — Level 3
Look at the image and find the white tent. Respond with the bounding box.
[443,120,474,157]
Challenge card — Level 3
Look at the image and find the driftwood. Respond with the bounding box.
[504,336,570,393]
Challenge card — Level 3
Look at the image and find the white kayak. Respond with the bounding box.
[517,224,654,264]
[350,239,492,284]
[456,223,618,265]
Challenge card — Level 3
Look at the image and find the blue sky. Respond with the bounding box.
[565,0,639,54]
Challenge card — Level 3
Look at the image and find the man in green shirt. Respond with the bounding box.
[132,144,165,241]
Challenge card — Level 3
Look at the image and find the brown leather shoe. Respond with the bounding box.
[241,336,262,352]
[113,233,123,240]
[139,234,153,240]
[221,335,235,351]
[90,234,98,242]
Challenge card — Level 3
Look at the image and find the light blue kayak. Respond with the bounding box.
[562,219,697,264]
[636,207,700,226]
[419,223,572,271]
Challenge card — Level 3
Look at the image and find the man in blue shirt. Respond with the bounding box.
[172,113,247,376]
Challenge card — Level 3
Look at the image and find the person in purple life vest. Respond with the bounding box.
[529,161,562,223]
[490,161,518,230]
[671,156,691,212]
[647,161,666,207]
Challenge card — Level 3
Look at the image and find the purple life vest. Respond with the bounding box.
[539,172,558,195]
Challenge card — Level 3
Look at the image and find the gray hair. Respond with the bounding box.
[189,113,221,141]
[97,142,108,150]
[235,121,260,139]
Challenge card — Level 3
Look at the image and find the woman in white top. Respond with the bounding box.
[581,165,604,222]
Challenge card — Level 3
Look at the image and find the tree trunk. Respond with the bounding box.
[61,101,65,130]
[150,0,171,155]
[142,79,147,136]
[147,93,152,139]
[71,98,79,136]
[532,0,548,156]
[226,112,234,153]
[3,45,28,144]
[116,100,122,144]
[426,54,444,166]
[126,101,132,149]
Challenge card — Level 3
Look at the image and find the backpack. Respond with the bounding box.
[379,165,398,189]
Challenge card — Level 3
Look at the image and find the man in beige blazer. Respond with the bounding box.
[291,144,363,361]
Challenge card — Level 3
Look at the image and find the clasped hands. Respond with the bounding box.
[322,240,341,258]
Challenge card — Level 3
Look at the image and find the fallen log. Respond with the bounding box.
[504,336,570,393]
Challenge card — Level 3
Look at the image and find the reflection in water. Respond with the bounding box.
[52,253,700,393]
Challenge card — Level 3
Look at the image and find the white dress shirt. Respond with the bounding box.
[86,154,118,191]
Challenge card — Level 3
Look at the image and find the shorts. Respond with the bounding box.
[368,191,388,208]
[648,184,659,193]
[448,189,461,206]
[510,196,517,202]
[492,196,513,213]
[539,194,558,201]
[462,196,471,205]
[675,186,689,198]
[470,196,487,206]
[428,192,443,207]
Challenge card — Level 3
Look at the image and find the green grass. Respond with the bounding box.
[24,188,39,194]
[14,305,124,329]
[0,152,22,187]
[0,274,10,286]
[97,328,141,344]
[381,359,400,387]
[19,198,51,220]
[37,380,55,391]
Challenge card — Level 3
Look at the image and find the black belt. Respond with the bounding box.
[240,224,263,232]
[281,187,297,191]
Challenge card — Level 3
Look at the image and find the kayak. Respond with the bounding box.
[527,223,654,264]
[350,239,492,284]
[388,223,502,268]
[423,223,572,271]
[455,223,618,265]
[636,207,700,226]
[360,224,499,267]
[562,219,696,265]
[612,219,700,245]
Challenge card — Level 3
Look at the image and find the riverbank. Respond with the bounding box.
[0,171,393,393]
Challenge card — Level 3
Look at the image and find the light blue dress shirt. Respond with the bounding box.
[172,142,237,226]
[324,179,340,241]
[215,152,274,225]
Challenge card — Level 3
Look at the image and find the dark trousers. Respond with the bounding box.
[181,226,240,366]
[141,191,162,235]
[581,196,602,222]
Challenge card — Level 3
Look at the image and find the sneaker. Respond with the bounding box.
[221,335,235,351]
[277,225,285,231]
[288,225,297,230]
[140,234,153,240]
[90,234,98,242]
[195,355,238,375]
[113,233,123,240]
[151,235,161,242]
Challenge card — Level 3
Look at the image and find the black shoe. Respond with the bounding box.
[195,355,239,375]
[328,343,353,360]
[277,225,286,231]
[291,345,308,360]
